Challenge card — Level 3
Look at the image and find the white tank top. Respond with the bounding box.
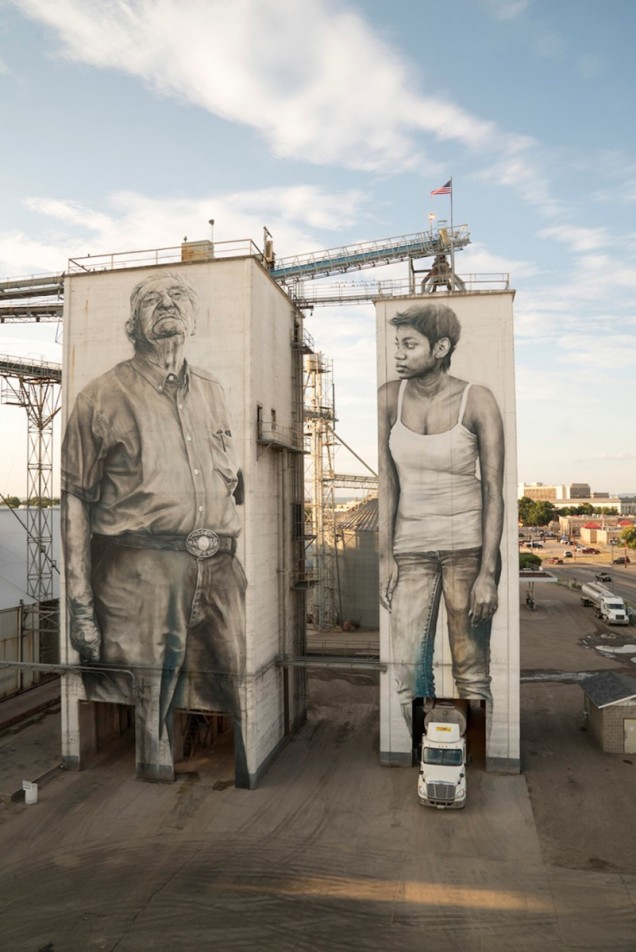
[389,379,482,552]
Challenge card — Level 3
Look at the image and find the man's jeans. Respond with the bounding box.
[391,548,497,711]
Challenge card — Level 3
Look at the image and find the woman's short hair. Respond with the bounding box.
[390,303,461,370]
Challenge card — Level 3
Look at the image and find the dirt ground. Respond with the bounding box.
[0,579,635,952]
[519,577,636,876]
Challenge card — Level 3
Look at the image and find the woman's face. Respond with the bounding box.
[394,326,440,378]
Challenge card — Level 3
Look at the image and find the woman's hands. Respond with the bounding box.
[469,570,499,627]
[380,554,399,611]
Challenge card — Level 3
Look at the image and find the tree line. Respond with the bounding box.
[1,495,60,508]
[518,496,619,527]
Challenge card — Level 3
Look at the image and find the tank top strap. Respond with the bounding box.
[396,379,407,422]
[457,383,472,426]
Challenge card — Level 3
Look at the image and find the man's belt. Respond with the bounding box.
[104,529,236,559]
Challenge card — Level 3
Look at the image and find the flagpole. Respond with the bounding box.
[449,176,455,284]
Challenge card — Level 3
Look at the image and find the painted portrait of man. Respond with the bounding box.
[61,271,246,779]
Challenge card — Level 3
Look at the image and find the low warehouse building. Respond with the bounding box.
[581,672,636,754]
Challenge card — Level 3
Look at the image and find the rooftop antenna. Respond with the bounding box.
[208,219,215,259]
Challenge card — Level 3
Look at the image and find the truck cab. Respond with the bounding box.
[417,701,468,810]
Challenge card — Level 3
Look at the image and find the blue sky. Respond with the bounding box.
[1,0,635,496]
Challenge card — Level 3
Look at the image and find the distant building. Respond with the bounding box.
[558,513,634,540]
[518,482,631,513]
[518,482,591,501]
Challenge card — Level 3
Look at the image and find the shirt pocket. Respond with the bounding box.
[209,428,240,491]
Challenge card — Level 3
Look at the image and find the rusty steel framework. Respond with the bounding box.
[0,356,62,654]
[303,352,339,628]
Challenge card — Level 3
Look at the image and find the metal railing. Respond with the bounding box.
[68,238,263,274]
[0,354,62,381]
[293,272,510,306]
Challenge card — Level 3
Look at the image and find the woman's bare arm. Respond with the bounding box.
[378,381,400,610]
[465,386,505,625]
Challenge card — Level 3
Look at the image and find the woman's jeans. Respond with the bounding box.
[391,548,498,712]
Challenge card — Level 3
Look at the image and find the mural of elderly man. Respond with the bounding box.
[378,301,504,729]
[62,271,247,781]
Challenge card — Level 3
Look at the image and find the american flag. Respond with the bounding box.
[431,179,452,196]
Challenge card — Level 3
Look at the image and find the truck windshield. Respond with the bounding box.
[423,748,463,767]
[607,602,623,610]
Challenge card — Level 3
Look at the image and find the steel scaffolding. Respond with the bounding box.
[303,352,340,627]
[0,355,62,663]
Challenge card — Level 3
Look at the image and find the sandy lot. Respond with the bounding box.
[519,576,636,877]
[0,578,634,952]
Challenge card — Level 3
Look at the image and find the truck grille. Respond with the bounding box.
[426,782,456,805]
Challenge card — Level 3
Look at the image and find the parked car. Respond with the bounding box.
[595,573,612,582]
[580,547,600,555]
[563,551,573,558]
[527,541,544,549]
[548,558,564,565]
[613,556,631,565]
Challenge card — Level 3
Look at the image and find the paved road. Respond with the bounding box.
[554,563,636,608]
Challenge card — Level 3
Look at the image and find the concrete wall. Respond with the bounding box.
[336,528,380,629]
[61,256,305,786]
[585,696,636,753]
[376,292,520,771]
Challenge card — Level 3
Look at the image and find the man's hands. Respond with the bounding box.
[69,613,102,663]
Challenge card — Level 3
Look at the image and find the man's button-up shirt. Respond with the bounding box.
[62,353,241,538]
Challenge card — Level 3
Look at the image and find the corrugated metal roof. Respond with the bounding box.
[336,496,378,532]
[580,671,636,708]
[0,507,61,611]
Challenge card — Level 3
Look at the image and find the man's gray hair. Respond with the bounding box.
[127,271,198,345]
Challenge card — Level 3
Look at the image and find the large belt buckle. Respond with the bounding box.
[186,528,221,559]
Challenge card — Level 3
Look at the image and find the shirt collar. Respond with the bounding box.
[130,351,190,394]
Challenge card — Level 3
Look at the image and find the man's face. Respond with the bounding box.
[136,277,195,344]
[394,326,440,378]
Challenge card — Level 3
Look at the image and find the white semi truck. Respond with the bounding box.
[417,700,468,810]
[580,582,630,626]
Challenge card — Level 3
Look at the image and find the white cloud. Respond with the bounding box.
[538,224,609,253]
[25,197,116,233]
[554,332,636,371]
[10,0,532,177]
[0,230,69,276]
[575,53,604,80]
[0,183,373,277]
[533,30,567,62]
[476,0,532,19]
[460,241,538,280]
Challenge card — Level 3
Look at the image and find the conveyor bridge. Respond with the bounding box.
[270,225,469,281]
